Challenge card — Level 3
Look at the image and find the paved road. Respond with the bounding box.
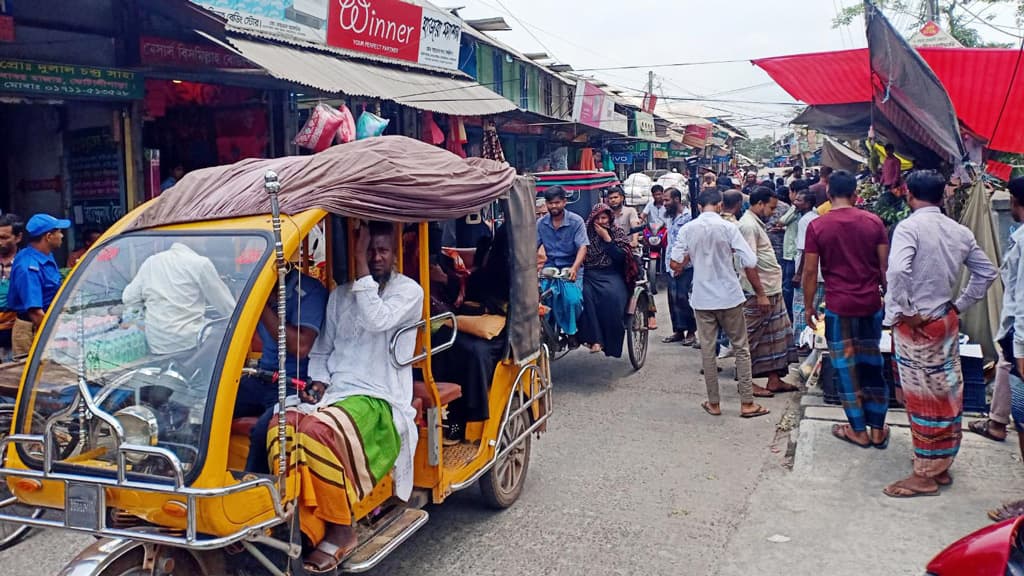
[0,295,796,575]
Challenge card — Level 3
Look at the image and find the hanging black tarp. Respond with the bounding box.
[864,0,965,166]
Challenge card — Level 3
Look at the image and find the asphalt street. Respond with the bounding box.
[0,293,796,575]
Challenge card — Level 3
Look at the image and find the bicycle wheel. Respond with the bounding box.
[627,293,649,370]
[0,405,42,550]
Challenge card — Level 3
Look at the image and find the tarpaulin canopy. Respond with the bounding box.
[821,136,867,172]
[754,46,1024,153]
[128,136,517,229]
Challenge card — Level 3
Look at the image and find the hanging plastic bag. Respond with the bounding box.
[293,103,344,152]
[356,110,390,140]
[335,104,357,145]
[420,111,445,145]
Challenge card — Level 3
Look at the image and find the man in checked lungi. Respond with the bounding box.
[803,170,891,450]
[268,221,424,573]
[882,171,996,498]
[737,186,799,396]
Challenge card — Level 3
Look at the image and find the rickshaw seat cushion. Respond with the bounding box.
[231,416,260,437]
[413,380,462,408]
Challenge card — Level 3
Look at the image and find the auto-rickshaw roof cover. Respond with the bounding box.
[127,135,517,230]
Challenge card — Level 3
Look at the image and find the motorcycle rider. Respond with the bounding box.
[641,185,667,228]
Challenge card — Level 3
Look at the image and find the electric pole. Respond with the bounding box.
[647,70,655,170]
[925,0,939,23]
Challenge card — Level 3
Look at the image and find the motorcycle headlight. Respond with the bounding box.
[649,236,662,246]
[115,405,159,464]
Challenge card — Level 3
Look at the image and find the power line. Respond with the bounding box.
[575,58,753,72]
[958,3,1024,39]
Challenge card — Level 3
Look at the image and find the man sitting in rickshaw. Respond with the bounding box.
[268,221,423,574]
[234,265,328,473]
[537,186,588,347]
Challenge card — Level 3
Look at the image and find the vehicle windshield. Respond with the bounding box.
[19,232,268,480]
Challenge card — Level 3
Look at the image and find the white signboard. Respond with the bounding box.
[194,0,328,45]
[418,5,462,70]
[909,21,963,48]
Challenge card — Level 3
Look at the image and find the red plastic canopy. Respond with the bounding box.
[753,47,1024,153]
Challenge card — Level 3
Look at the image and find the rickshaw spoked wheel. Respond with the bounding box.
[480,395,532,509]
[0,405,43,550]
[92,544,206,576]
[626,295,649,371]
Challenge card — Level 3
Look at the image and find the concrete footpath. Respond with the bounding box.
[718,391,1024,576]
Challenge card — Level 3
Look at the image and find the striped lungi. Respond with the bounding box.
[824,309,888,432]
[893,309,963,479]
[744,293,798,378]
[792,283,825,340]
[268,396,399,545]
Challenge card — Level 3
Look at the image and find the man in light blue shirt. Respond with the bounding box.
[670,188,771,419]
[662,188,695,345]
[537,186,588,343]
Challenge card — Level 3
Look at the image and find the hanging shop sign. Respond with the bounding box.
[67,127,126,229]
[610,152,633,164]
[631,110,656,140]
[327,0,462,70]
[0,59,143,100]
[193,0,328,44]
[653,143,669,160]
[572,80,626,134]
[682,124,710,148]
[140,37,255,69]
[668,148,690,159]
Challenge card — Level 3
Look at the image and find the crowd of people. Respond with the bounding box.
[534,158,1024,506]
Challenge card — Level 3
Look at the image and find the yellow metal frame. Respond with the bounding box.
[4,209,543,539]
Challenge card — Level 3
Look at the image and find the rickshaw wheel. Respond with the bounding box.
[627,297,649,371]
[480,395,532,509]
[0,405,43,550]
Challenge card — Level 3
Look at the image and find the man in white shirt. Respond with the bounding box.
[670,188,772,419]
[121,240,236,355]
[792,188,824,343]
[269,221,423,573]
[641,185,667,228]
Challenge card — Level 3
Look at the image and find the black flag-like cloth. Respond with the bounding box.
[865,0,965,166]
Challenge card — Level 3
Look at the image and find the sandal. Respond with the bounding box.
[740,404,771,419]
[767,382,800,394]
[969,419,1007,442]
[753,388,775,398]
[662,333,685,344]
[883,480,940,498]
[304,539,356,574]
[989,500,1024,522]
[872,425,891,450]
[701,401,722,416]
[831,423,872,449]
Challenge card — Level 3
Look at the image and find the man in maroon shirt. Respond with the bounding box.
[802,170,891,449]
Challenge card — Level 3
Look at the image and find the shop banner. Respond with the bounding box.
[682,124,710,148]
[327,0,462,70]
[194,0,328,44]
[631,110,656,140]
[610,152,633,164]
[572,80,624,133]
[67,127,125,229]
[0,59,143,100]
[140,36,255,69]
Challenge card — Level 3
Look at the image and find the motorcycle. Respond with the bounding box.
[641,221,668,295]
[926,516,1024,575]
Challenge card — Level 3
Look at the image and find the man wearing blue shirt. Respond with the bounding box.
[236,269,328,472]
[9,214,69,327]
[537,186,588,345]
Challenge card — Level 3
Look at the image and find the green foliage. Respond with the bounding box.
[832,0,1023,48]
[734,135,775,162]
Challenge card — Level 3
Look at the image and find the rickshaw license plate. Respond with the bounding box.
[66,482,104,530]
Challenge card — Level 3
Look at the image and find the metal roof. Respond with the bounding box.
[226,36,517,117]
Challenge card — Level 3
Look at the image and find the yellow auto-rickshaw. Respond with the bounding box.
[0,136,551,575]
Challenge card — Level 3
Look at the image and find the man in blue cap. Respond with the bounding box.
[9,214,70,327]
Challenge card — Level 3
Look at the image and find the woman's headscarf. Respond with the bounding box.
[585,203,639,285]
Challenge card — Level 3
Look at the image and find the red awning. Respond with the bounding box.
[753,47,1024,153]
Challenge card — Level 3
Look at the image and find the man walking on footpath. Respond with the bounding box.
[882,170,997,498]
[802,170,891,448]
[670,189,771,419]
[738,187,799,396]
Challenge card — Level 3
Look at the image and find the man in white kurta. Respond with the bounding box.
[268,222,423,573]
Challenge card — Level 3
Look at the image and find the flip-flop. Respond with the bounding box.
[969,419,1007,442]
[988,500,1024,522]
[831,423,872,449]
[767,383,800,394]
[872,425,891,450]
[662,333,685,343]
[740,404,771,419]
[701,401,722,416]
[753,389,775,398]
[883,481,940,498]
